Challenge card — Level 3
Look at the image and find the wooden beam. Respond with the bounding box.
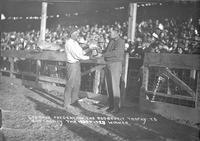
[125,3,138,87]
[39,75,66,84]
[6,0,200,3]
[121,3,137,107]
[144,53,200,70]
[8,57,15,78]
[40,2,47,41]
[81,65,105,76]
[0,69,20,75]
[161,68,196,98]
[36,60,41,82]
[1,50,106,64]
[142,66,149,91]
[196,71,200,109]
[21,71,37,77]
[146,91,195,101]
[7,0,130,3]
[93,69,101,94]
[46,64,66,69]
[128,3,137,42]
[2,50,68,61]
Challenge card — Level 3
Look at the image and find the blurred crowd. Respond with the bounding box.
[133,17,200,55]
[1,17,200,55]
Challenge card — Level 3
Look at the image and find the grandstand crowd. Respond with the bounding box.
[1,3,199,96]
[1,17,200,55]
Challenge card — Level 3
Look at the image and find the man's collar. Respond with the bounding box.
[70,38,77,42]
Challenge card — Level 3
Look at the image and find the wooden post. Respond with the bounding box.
[36,2,47,87]
[196,71,200,109]
[126,3,137,85]
[142,66,149,91]
[128,3,137,42]
[36,60,41,82]
[122,3,137,106]
[93,68,101,94]
[9,57,15,78]
[190,70,196,80]
[40,2,47,41]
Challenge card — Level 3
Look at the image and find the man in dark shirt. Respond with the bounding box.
[103,26,125,114]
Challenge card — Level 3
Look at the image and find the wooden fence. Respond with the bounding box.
[0,50,107,98]
[140,53,200,124]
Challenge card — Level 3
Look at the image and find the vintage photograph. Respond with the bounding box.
[0,0,200,140]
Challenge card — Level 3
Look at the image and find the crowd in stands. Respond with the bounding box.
[1,17,199,95]
[133,17,200,54]
[1,17,200,55]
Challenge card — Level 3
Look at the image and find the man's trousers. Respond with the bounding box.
[105,61,122,110]
[64,62,81,107]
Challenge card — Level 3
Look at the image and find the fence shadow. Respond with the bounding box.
[76,100,199,141]
[26,96,116,141]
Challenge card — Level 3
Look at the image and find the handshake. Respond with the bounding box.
[88,52,103,60]
[89,55,97,60]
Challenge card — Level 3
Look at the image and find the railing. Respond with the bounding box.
[0,50,106,96]
[140,53,200,124]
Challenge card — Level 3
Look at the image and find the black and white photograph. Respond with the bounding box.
[0,0,200,140]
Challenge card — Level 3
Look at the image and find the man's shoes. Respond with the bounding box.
[64,105,74,110]
[70,100,80,107]
[106,107,114,112]
[110,108,120,114]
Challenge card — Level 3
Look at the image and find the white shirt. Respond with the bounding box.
[65,38,89,63]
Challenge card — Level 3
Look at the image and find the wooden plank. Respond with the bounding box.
[46,64,66,69]
[39,75,66,84]
[93,69,101,94]
[161,68,195,98]
[196,71,200,109]
[2,50,67,61]
[144,53,200,70]
[142,66,149,91]
[0,69,20,75]
[123,53,129,89]
[21,71,37,77]
[128,3,137,42]
[20,65,104,83]
[146,91,195,101]
[5,0,200,3]
[9,57,15,78]
[36,60,41,82]
[1,50,106,64]
[22,79,95,100]
[81,65,105,76]
[40,2,47,41]
[125,3,137,107]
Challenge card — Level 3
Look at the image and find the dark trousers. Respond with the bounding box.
[64,62,81,107]
[105,62,122,110]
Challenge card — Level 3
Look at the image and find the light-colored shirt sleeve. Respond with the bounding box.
[65,39,89,63]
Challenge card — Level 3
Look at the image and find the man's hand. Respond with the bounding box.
[84,48,93,54]
[89,55,96,60]
[59,48,65,52]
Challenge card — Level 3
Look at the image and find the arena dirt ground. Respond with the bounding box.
[0,76,199,141]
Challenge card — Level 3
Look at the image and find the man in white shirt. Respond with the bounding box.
[64,27,90,110]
